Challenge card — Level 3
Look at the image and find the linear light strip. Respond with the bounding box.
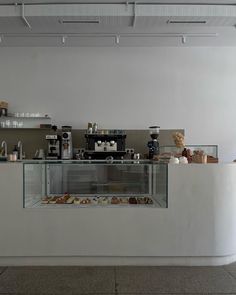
[168,20,207,24]
[60,20,100,24]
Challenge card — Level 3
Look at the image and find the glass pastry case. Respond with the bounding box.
[23,160,168,208]
[159,145,218,158]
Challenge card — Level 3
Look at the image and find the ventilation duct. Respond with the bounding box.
[0,3,236,33]
[0,3,235,46]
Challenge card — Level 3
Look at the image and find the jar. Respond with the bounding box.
[92,123,98,133]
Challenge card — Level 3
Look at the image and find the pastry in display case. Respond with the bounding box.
[39,195,156,206]
[23,160,168,208]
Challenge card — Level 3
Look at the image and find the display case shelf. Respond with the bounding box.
[23,160,168,209]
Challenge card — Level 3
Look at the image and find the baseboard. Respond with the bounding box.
[0,255,236,266]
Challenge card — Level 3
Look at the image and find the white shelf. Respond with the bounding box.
[0,116,51,120]
[0,116,52,128]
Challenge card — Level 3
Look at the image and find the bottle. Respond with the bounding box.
[182,148,188,158]
[12,145,18,159]
[92,123,98,133]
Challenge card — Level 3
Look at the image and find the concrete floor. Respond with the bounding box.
[1,263,236,294]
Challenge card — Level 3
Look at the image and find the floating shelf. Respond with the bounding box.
[0,116,51,120]
[0,115,52,129]
[0,128,52,130]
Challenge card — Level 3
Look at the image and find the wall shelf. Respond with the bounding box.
[0,115,52,129]
[0,116,51,120]
[0,128,51,131]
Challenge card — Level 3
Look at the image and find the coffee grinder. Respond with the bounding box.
[147,126,160,159]
[61,126,73,159]
[46,126,61,159]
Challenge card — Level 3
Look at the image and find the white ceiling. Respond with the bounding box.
[1,1,236,46]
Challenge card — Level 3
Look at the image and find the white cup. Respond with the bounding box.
[169,156,179,164]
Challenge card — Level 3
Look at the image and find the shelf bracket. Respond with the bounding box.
[21,3,31,29]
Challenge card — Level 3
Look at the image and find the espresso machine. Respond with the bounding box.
[84,130,127,159]
[46,134,61,159]
[61,126,73,160]
[147,126,160,159]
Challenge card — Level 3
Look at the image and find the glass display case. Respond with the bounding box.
[160,145,218,158]
[23,160,168,208]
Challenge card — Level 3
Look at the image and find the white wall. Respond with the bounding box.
[0,47,235,161]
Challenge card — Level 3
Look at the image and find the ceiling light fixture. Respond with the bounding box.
[62,36,66,44]
[115,35,120,44]
[60,19,100,24]
[168,20,207,24]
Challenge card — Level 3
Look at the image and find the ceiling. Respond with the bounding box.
[1,1,236,46]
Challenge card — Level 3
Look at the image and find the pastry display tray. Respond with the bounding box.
[27,195,162,209]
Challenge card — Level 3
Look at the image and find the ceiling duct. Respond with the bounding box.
[0,3,235,32]
[0,3,236,46]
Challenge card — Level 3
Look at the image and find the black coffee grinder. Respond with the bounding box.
[147,126,160,159]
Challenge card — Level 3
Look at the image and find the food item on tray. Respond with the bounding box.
[97,197,109,205]
[119,197,129,204]
[172,132,185,148]
[74,197,81,205]
[101,197,109,205]
[66,196,75,204]
[63,194,70,201]
[92,197,99,205]
[56,198,65,204]
[129,197,137,204]
[144,197,154,204]
[111,197,120,204]
[192,150,207,164]
[49,196,58,204]
[207,155,218,163]
[80,198,91,205]
[137,197,146,204]
[41,196,52,204]
[55,193,71,204]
